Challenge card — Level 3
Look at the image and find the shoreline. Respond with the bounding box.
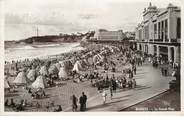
[5,42,85,62]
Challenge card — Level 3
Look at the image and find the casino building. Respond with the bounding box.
[135,3,181,63]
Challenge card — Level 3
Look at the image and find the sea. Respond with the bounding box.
[5,42,84,61]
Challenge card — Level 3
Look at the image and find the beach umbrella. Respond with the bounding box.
[13,71,27,85]
[27,69,36,81]
[32,75,47,89]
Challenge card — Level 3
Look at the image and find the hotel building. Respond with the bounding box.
[91,29,125,42]
[135,3,181,63]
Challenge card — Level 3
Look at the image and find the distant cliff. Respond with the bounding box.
[14,31,95,44]
[18,35,80,44]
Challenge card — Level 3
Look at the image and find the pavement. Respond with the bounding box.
[65,61,173,112]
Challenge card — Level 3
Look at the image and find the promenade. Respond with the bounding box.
[5,57,174,112]
[64,61,173,111]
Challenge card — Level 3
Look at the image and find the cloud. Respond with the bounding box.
[3,0,182,40]
[78,13,98,20]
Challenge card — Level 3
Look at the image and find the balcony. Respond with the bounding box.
[154,39,163,42]
[171,39,177,42]
[171,38,180,43]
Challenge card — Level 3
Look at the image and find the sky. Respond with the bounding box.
[2,0,181,40]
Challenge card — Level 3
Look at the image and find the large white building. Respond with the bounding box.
[135,3,181,63]
[92,29,125,41]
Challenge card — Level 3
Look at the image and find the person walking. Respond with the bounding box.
[71,95,78,112]
[102,90,107,104]
[79,94,84,111]
[133,65,136,75]
[109,86,113,99]
[82,92,87,111]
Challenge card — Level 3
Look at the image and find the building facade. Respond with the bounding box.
[135,3,181,63]
[92,29,125,41]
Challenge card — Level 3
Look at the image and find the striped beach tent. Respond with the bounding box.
[32,75,47,89]
[13,71,27,85]
[27,69,36,81]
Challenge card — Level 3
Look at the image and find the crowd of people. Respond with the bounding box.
[4,43,180,112]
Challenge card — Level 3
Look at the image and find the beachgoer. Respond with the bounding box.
[102,90,107,104]
[54,105,62,112]
[5,99,9,106]
[10,98,15,107]
[82,92,87,110]
[109,86,113,99]
[71,95,78,112]
[132,79,136,88]
[79,92,87,111]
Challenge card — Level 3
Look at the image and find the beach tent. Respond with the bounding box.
[72,61,83,73]
[48,64,59,75]
[58,67,68,79]
[27,69,36,81]
[4,79,10,89]
[93,55,99,64]
[80,59,89,68]
[93,54,103,64]
[32,75,47,89]
[39,66,49,76]
[13,71,27,85]
[83,59,90,66]
[59,60,73,70]
[55,63,61,71]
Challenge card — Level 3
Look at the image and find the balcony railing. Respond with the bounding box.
[171,39,177,42]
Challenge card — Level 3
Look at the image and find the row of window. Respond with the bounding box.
[137,17,181,41]
[154,19,168,41]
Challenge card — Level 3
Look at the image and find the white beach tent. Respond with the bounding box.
[58,67,68,79]
[13,71,27,85]
[27,69,36,81]
[32,75,47,89]
[72,61,83,73]
[39,66,49,76]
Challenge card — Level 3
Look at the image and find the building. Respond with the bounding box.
[135,3,181,63]
[91,29,125,42]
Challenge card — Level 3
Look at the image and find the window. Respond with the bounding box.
[154,24,157,39]
[165,19,168,41]
[158,22,160,39]
[177,18,181,38]
[139,30,142,40]
[161,21,164,41]
[144,25,149,40]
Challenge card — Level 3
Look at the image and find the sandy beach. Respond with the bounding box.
[4,43,135,112]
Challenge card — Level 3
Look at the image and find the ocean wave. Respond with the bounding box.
[32,44,61,48]
[5,42,84,61]
[15,45,36,50]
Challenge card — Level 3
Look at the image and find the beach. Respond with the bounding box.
[4,42,179,112]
